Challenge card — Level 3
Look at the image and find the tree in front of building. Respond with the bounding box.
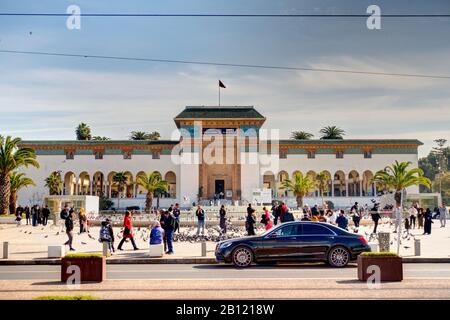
[281,171,317,209]
[45,172,63,195]
[9,172,35,214]
[112,172,129,210]
[75,123,92,140]
[319,126,345,140]
[0,136,39,215]
[372,161,431,207]
[291,131,314,140]
[316,170,331,205]
[433,171,450,204]
[136,172,168,213]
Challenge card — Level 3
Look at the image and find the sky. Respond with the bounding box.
[0,0,449,157]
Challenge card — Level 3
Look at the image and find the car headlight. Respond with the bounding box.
[219,242,233,250]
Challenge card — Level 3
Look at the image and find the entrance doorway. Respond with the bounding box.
[215,179,225,198]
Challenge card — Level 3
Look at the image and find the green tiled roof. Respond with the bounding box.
[20,140,179,146]
[275,139,423,146]
[174,106,265,119]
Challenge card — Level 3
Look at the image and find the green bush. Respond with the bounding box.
[34,295,99,300]
[64,253,103,259]
[361,252,400,258]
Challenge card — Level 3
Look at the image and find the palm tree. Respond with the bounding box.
[130,131,161,140]
[9,172,35,214]
[319,126,345,140]
[92,136,111,141]
[75,123,92,140]
[372,161,432,207]
[281,171,317,209]
[291,131,314,140]
[130,131,147,140]
[112,172,129,210]
[136,172,168,212]
[146,131,160,141]
[316,170,331,204]
[0,136,39,215]
[45,172,63,195]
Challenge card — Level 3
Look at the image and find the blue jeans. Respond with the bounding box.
[197,220,205,235]
[166,230,173,253]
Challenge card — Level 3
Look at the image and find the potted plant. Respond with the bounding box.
[61,253,106,282]
[357,252,403,282]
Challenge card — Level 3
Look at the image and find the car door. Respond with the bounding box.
[296,223,336,260]
[257,224,302,261]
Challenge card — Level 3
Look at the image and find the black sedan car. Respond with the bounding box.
[215,221,371,267]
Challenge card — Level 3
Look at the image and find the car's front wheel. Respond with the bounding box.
[327,246,350,267]
[232,246,254,268]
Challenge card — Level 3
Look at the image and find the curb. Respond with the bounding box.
[1,257,449,265]
[0,258,217,265]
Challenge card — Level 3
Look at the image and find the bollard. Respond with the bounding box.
[414,239,421,256]
[378,232,390,252]
[102,242,109,257]
[201,241,207,257]
[3,242,9,259]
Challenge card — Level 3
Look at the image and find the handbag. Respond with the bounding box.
[123,227,131,236]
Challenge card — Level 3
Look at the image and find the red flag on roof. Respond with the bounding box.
[219,80,226,88]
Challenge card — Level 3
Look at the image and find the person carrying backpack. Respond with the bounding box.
[99,218,115,255]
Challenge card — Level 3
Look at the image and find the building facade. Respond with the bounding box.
[17,106,422,209]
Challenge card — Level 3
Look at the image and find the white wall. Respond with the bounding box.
[17,154,180,206]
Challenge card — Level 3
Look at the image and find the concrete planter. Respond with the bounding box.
[357,255,403,282]
[61,256,106,282]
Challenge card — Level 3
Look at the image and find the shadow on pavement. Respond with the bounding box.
[193,262,357,269]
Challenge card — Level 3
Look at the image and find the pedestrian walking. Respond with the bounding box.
[31,205,38,226]
[195,205,206,235]
[219,205,227,234]
[393,204,402,233]
[246,207,256,236]
[272,201,280,225]
[64,211,75,251]
[260,207,273,231]
[408,205,417,229]
[59,205,70,232]
[336,210,348,231]
[78,208,87,234]
[423,208,433,235]
[24,206,31,225]
[370,203,381,234]
[117,211,139,250]
[173,203,181,233]
[99,218,115,255]
[351,208,360,232]
[438,203,448,227]
[417,208,424,229]
[160,210,175,254]
[42,205,50,226]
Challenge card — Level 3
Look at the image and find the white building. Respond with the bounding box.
[17,106,422,209]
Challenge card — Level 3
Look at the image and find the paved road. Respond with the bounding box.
[1,263,450,280]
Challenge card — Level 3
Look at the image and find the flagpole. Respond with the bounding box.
[219,84,221,106]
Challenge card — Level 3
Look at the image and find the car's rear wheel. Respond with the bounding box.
[327,246,350,267]
[232,246,254,268]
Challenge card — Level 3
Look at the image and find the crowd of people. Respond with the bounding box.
[13,199,447,256]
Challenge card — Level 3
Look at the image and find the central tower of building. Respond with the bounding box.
[174,106,266,202]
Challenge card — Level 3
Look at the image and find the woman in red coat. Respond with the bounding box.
[117,211,139,250]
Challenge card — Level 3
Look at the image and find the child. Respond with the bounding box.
[99,218,115,255]
[404,218,411,235]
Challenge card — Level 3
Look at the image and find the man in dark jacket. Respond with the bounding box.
[272,201,280,225]
[336,210,348,231]
[160,210,175,254]
[41,205,50,226]
[195,205,206,235]
[173,203,181,233]
[370,204,381,233]
[64,212,75,251]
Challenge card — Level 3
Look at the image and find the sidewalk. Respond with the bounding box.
[1,220,449,265]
